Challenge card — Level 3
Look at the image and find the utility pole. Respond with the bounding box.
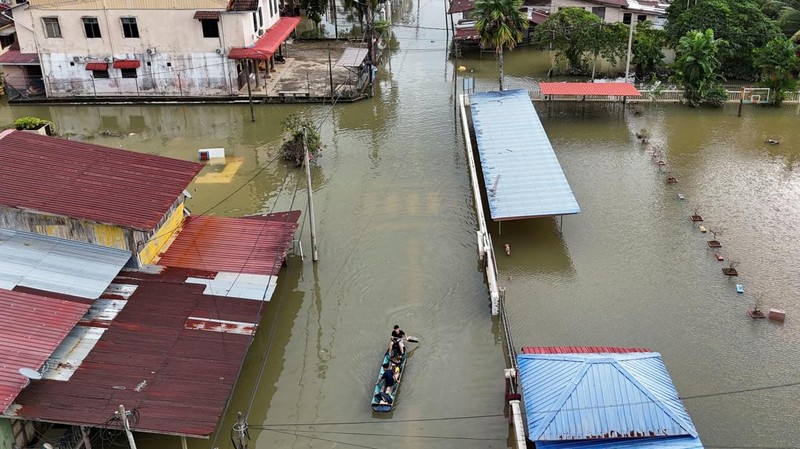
[118,404,137,449]
[303,129,319,262]
[624,19,635,83]
[328,45,335,99]
[245,61,255,122]
[367,0,375,97]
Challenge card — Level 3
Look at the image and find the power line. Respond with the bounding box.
[256,427,506,441]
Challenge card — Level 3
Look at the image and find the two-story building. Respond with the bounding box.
[0,0,299,98]
[550,0,669,27]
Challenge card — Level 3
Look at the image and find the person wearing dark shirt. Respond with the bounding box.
[381,363,397,390]
[388,325,407,357]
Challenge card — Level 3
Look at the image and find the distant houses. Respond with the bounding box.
[0,131,300,448]
[0,0,300,98]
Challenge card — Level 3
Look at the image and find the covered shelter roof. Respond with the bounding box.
[0,289,90,413]
[228,17,301,60]
[522,346,651,354]
[517,350,703,448]
[0,229,132,299]
[448,0,474,14]
[0,130,202,231]
[0,50,40,65]
[468,89,580,221]
[7,268,266,437]
[539,82,641,97]
[336,47,368,68]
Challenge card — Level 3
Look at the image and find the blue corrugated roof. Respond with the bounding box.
[468,89,580,220]
[517,352,701,445]
[536,435,703,449]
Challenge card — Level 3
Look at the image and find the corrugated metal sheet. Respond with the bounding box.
[0,229,131,299]
[186,272,278,301]
[228,17,301,60]
[455,26,480,41]
[448,0,474,14]
[517,352,700,443]
[336,48,368,67]
[158,212,300,276]
[522,346,651,354]
[0,50,41,65]
[539,82,641,97]
[469,89,580,220]
[536,435,704,449]
[10,268,266,438]
[0,290,90,413]
[227,0,258,11]
[0,130,202,231]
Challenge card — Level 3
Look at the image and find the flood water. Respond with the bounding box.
[3,0,800,447]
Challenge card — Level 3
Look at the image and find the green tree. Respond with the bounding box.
[760,0,800,42]
[632,21,666,80]
[474,0,528,90]
[666,0,782,79]
[586,22,628,80]
[671,29,727,107]
[753,37,799,105]
[301,0,328,29]
[281,115,322,167]
[533,8,603,74]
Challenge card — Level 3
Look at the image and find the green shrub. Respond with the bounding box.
[13,116,52,131]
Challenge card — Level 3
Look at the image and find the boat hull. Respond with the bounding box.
[371,350,407,413]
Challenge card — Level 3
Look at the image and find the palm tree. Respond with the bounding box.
[760,0,800,42]
[474,0,528,91]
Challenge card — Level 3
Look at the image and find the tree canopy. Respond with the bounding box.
[760,0,800,42]
[671,29,727,107]
[753,37,799,105]
[474,0,528,90]
[666,0,782,79]
[632,21,667,80]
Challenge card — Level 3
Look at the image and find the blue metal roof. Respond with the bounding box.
[0,229,131,299]
[468,89,580,220]
[536,435,703,449]
[517,352,701,445]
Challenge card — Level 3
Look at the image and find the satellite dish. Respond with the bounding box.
[18,367,43,380]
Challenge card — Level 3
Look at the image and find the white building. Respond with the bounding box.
[550,0,668,27]
[0,0,299,98]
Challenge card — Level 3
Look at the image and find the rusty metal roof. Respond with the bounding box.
[517,351,701,444]
[538,82,641,97]
[0,50,40,65]
[0,290,90,413]
[0,130,202,231]
[158,212,300,276]
[227,0,258,11]
[8,267,267,437]
[448,0,474,13]
[521,346,651,354]
[0,229,132,299]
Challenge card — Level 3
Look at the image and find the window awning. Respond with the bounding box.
[85,62,108,70]
[112,59,141,69]
[228,16,301,60]
[194,10,221,20]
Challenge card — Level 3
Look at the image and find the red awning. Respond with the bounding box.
[228,16,301,60]
[112,59,141,69]
[85,62,108,70]
[539,82,641,96]
[194,10,221,20]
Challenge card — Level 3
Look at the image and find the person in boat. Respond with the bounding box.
[388,325,407,358]
[380,362,398,393]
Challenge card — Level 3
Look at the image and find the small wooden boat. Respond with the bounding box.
[371,349,407,413]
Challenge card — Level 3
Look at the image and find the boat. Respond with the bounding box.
[371,349,407,412]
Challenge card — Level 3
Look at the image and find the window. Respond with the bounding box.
[637,14,647,23]
[622,12,631,25]
[83,17,102,38]
[259,6,264,26]
[252,12,258,31]
[92,69,109,78]
[42,17,62,38]
[591,6,605,20]
[121,17,139,38]
[120,68,137,78]
[201,19,219,38]
[0,34,15,49]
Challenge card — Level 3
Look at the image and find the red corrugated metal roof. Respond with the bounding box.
[112,59,141,69]
[539,82,641,97]
[0,290,90,413]
[521,346,651,354]
[0,130,202,230]
[158,212,300,275]
[448,0,474,14]
[228,17,301,60]
[11,267,267,437]
[0,50,40,65]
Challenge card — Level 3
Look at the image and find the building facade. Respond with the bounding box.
[550,0,668,27]
[1,0,294,98]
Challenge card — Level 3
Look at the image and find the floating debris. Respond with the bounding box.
[678,193,686,200]
[736,284,744,294]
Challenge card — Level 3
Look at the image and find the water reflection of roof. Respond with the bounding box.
[0,289,91,414]
[0,130,202,231]
[517,349,703,447]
